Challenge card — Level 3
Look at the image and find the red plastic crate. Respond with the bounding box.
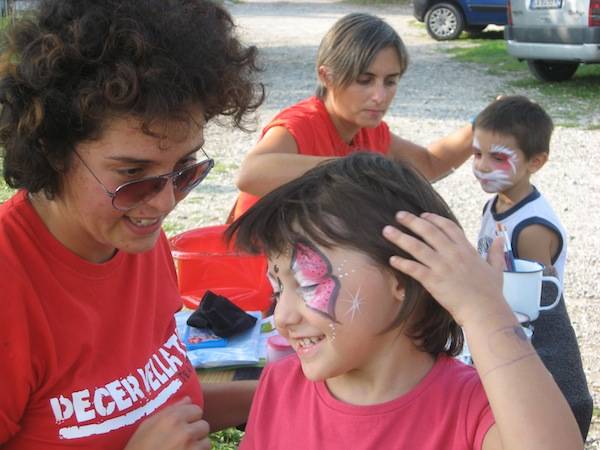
[170,225,272,314]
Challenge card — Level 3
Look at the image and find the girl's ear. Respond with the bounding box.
[317,66,333,88]
[527,152,548,174]
[387,272,406,303]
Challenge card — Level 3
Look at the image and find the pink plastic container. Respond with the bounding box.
[170,225,273,314]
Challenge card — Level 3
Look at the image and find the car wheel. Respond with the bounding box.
[527,60,579,82]
[425,3,464,41]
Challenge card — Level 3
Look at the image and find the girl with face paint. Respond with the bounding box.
[227,152,582,450]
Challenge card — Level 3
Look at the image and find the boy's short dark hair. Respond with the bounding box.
[227,152,463,357]
[474,95,553,159]
[0,0,264,197]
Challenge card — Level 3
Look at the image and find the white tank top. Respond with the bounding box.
[477,186,567,285]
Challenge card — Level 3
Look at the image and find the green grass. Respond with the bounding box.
[409,19,425,29]
[0,15,11,29]
[446,39,526,75]
[511,64,600,99]
[210,428,244,449]
[443,36,600,129]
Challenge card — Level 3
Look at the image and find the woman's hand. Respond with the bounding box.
[382,211,507,326]
[124,397,210,450]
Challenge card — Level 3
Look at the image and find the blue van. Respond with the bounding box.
[413,0,508,40]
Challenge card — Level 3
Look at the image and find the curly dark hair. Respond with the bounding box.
[227,152,464,358]
[0,0,264,197]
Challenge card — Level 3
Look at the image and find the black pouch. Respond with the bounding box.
[186,290,258,338]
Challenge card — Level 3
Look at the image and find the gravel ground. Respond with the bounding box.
[164,1,600,446]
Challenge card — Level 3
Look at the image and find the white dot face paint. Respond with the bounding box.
[328,322,337,342]
[472,134,521,194]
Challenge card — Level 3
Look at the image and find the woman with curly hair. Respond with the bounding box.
[0,0,263,449]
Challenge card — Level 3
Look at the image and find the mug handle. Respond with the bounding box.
[539,276,562,311]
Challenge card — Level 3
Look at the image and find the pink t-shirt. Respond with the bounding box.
[241,354,495,450]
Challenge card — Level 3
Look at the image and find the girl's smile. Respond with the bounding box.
[268,238,406,385]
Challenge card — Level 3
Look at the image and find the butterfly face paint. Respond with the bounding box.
[473,137,520,193]
[290,239,341,321]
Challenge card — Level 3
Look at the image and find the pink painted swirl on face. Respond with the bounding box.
[291,240,340,321]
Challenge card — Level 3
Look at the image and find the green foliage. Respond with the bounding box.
[210,428,244,449]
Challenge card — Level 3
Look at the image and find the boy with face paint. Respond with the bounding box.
[473,97,593,439]
[473,96,567,284]
[226,153,582,450]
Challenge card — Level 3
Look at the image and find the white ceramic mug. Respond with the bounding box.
[502,259,562,321]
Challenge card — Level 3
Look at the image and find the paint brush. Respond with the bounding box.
[496,222,516,272]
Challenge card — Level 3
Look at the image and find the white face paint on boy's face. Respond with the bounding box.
[472,132,522,194]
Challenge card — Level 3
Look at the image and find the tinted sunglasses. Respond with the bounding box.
[75,150,214,211]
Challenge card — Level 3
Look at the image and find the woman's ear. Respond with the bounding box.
[317,66,333,88]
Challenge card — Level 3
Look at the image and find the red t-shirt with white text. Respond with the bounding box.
[0,190,202,449]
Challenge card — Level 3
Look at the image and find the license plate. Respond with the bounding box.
[530,0,562,9]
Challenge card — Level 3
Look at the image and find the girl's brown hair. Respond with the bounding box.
[227,152,463,357]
